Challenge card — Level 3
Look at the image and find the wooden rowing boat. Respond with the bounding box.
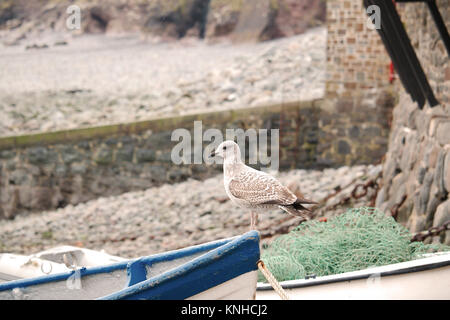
[0,231,260,300]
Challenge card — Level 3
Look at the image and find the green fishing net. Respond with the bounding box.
[259,207,450,282]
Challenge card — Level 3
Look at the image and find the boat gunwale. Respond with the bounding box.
[256,252,450,291]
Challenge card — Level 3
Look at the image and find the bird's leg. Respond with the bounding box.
[250,211,258,230]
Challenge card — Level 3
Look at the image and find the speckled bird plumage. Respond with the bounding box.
[211,140,316,229]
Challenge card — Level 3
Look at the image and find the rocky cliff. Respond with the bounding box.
[0,0,325,44]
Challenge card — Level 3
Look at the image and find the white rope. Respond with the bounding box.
[257,260,290,300]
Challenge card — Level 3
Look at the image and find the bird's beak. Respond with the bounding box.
[210,150,217,158]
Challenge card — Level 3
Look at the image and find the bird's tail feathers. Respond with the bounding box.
[279,204,311,220]
[279,198,317,220]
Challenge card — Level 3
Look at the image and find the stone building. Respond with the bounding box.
[325,0,449,243]
[322,0,394,168]
[326,0,391,96]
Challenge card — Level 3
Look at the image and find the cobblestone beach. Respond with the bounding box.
[0,164,381,258]
[0,26,385,258]
[0,27,325,137]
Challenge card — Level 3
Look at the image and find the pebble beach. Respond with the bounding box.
[0,26,384,259]
[0,165,381,258]
[0,27,325,137]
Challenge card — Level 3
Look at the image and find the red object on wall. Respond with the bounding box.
[389,62,395,83]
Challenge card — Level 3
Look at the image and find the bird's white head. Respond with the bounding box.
[211,140,242,163]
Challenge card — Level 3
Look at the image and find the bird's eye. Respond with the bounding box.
[223,146,227,150]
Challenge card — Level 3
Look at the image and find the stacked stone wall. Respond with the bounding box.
[375,1,449,244]
[0,99,393,219]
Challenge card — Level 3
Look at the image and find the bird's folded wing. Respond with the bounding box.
[228,174,297,206]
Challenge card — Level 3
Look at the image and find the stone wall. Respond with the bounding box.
[375,1,450,244]
[323,0,395,168]
[326,0,391,97]
[0,99,393,219]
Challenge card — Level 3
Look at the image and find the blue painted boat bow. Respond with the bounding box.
[100,230,260,300]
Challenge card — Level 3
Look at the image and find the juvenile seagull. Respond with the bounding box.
[210,140,317,230]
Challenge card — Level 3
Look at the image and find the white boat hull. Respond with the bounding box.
[0,246,126,283]
[0,254,70,283]
[188,271,257,300]
[256,253,450,300]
